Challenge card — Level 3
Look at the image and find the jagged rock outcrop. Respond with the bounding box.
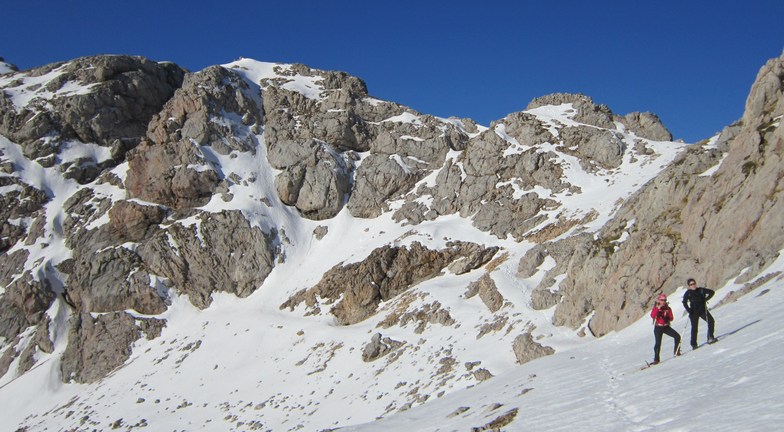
[378,300,456,333]
[391,112,567,239]
[281,241,498,324]
[60,312,165,383]
[558,126,626,171]
[137,210,277,309]
[67,246,167,314]
[526,93,672,141]
[0,55,185,182]
[260,65,371,219]
[465,273,505,312]
[126,65,260,209]
[0,179,47,252]
[257,62,474,220]
[107,200,167,242]
[621,112,673,141]
[512,332,555,364]
[0,271,54,340]
[362,333,405,362]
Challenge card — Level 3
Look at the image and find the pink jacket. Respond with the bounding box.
[650,305,674,326]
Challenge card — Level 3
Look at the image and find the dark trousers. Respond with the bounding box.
[689,310,715,347]
[653,325,681,362]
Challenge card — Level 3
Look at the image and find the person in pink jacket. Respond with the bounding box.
[650,293,682,364]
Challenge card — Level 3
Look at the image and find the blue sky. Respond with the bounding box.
[3,1,783,142]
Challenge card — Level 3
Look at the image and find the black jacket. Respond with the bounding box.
[682,287,715,315]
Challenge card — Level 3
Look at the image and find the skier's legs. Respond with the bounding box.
[689,313,700,347]
[705,311,716,340]
[653,326,664,362]
[662,326,681,354]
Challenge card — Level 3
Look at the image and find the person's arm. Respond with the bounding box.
[651,306,659,320]
[703,288,715,301]
[682,294,691,314]
[665,307,674,323]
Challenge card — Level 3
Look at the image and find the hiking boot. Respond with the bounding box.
[708,337,718,344]
[691,344,699,350]
[650,360,660,365]
[675,348,682,356]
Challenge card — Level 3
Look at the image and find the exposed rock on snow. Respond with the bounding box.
[60,312,165,383]
[362,333,405,362]
[0,55,185,182]
[136,210,277,309]
[282,241,499,325]
[465,273,504,313]
[512,332,555,364]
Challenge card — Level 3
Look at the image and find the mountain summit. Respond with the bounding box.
[1,53,782,431]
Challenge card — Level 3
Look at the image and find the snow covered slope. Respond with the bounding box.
[3,239,782,431]
[343,256,784,431]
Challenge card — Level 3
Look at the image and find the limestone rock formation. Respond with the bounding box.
[621,112,673,141]
[127,65,260,209]
[362,333,405,362]
[137,210,277,309]
[281,241,498,324]
[513,332,555,364]
[465,273,505,312]
[60,312,165,383]
[0,55,185,182]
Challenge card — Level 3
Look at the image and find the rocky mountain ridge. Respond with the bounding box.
[0,53,782,430]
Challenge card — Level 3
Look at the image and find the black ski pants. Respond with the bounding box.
[689,310,715,347]
[653,325,681,362]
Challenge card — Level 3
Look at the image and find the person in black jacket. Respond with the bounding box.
[682,278,717,349]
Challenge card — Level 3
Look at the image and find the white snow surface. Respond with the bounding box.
[1,59,782,431]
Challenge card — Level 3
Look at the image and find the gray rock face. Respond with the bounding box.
[512,332,555,364]
[0,178,47,252]
[147,65,262,153]
[273,139,352,220]
[0,55,185,183]
[281,241,498,325]
[126,65,260,209]
[0,270,54,340]
[465,273,504,312]
[137,210,276,309]
[621,112,673,141]
[362,333,405,362]
[261,65,375,219]
[258,63,472,220]
[67,246,167,315]
[126,139,220,209]
[60,312,165,383]
[108,200,167,242]
[559,126,626,171]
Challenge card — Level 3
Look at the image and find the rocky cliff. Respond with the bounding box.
[1,53,782,430]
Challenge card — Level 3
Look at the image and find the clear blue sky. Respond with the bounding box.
[3,1,783,142]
